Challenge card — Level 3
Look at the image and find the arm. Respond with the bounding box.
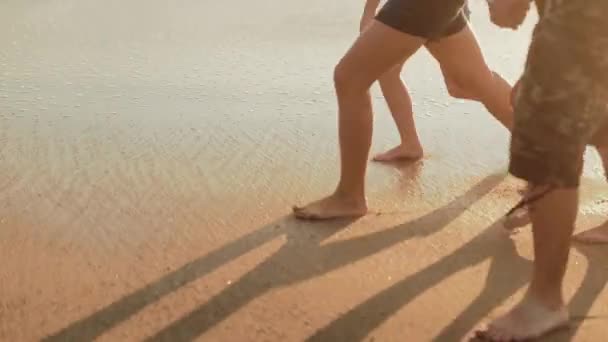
[360,0,381,32]
[363,0,381,16]
[487,0,532,29]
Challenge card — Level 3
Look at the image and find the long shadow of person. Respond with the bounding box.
[44,173,503,342]
[433,226,531,341]
[465,225,608,342]
[43,218,350,342]
[308,220,531,342]
[144,174,505,341]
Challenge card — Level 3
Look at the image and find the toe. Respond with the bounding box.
[484,323,510,342]
[293,207,325,220]
[475,325,498,341]
[292,205,305,215]
[503,209,530,231]
[474,329,490,340]
[372,153,390,162]
[292,207,312,219]
[485,328,502,341]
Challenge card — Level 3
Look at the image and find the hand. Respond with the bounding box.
[488,0,530,29]
[359,12,375,33]
[511,78,521,107]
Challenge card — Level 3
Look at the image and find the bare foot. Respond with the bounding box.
[503,207,531,232]
[475,296,569,341]
[573,222,608,244]
[293,193,367,220]
[372,143,423,162]
[502,186,533,232]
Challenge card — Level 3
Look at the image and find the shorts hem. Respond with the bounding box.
[509,158,581,188]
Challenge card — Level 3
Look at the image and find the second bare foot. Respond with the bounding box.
[293,193,367,220]
[372,143,423,162]
[475,295,569,341]
[503,207,531,232]
[502,186,534,232]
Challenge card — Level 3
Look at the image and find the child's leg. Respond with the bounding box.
[292,20,426,220]
[373,61,423,162]
[443,70,506,103]
[426,26,514,131]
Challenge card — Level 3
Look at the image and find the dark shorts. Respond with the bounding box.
[509,0,608,188]
[376,0,469,40]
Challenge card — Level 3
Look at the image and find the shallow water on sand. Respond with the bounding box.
[1,1,607,341]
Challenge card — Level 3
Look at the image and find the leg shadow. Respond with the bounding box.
[145,174,505,341]
[43,219,288,341]
[308,220,529,342]
[433,230,530,341]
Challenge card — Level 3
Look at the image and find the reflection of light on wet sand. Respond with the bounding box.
[1,0,607,341]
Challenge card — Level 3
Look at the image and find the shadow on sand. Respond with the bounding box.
[44,173,608,341]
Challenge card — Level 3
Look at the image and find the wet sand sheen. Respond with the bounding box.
[1,0,608,341]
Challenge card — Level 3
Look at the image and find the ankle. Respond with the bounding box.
[333,187,366,204]
[399,138,422,148]
[525,286,565,311]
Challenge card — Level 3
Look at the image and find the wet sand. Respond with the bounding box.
[1,1,608,341]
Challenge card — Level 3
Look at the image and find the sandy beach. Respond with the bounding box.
[1,0,607,341]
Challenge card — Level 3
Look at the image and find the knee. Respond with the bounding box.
[378,62,402,82]
[445,77,480,101]
[523,184,558,210]
[597,144,608,153]
[333,62,351,93]
[333,61,370,96]
[444,71,497,101]
[445,80,469,99]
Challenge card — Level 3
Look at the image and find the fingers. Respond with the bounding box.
[489,0,530,29]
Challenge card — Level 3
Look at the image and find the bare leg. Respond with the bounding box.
[477,186,575,340]
[373,61,424,162]
[441,70,479,101]
[501,184,534,232]
[293,21,425,220]
[573,145,608,244]
[426,26,513,131]
[504,137,608,234]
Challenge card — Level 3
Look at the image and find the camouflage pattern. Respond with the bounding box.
[509,0,608,187]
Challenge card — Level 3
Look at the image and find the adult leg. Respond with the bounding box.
[477,2,607,337]
[480,186,574,340]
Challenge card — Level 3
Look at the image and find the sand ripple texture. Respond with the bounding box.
[1,1,607,341]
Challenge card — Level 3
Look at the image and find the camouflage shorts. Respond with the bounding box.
[509,0,608,187]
